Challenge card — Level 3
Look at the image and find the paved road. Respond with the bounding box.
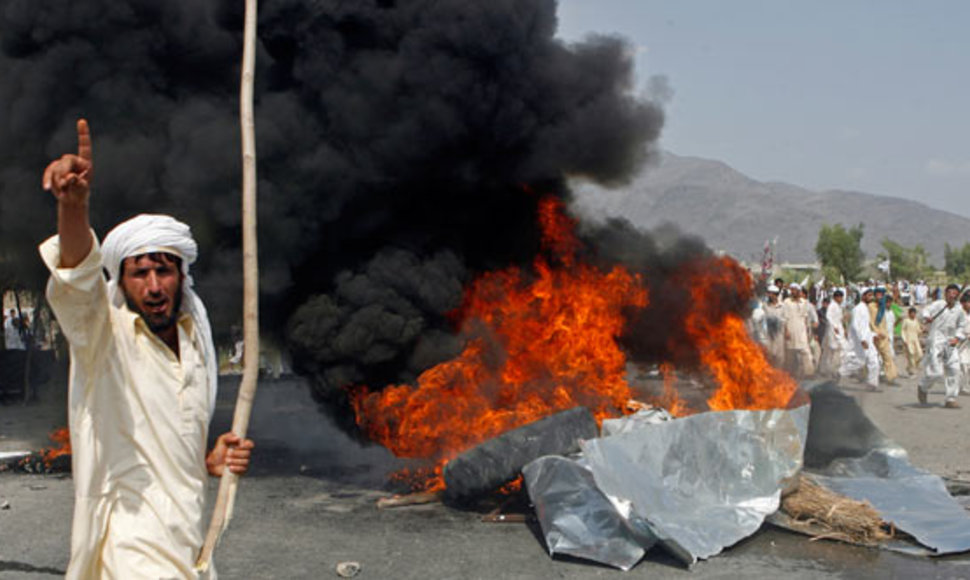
[1,370,969,579]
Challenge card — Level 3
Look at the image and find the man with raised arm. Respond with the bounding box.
[40,119,254,579]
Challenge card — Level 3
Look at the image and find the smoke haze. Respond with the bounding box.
[1,0,665,419]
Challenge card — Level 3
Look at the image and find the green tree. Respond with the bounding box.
[944,242,970,282]
[815,223,865,283]
[877,238,931,281]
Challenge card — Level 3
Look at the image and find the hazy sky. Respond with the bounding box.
[556,1,970,217]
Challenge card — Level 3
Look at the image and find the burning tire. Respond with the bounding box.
[442,406,597,502]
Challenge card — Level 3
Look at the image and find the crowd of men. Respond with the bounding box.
[748,278,970,409]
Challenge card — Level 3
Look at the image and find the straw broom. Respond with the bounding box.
[781,474,895,545]
[196,0,260,570]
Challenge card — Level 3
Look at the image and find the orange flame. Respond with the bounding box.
[352,197,647,490]
[41,427,71,467]
[353,198,804,492]
[657,362,690,417]
[675,257,802,411]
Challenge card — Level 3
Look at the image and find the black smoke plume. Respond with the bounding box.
[578,218,754,370]
[0,0,664,418]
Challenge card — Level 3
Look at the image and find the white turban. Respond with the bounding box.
[102,214,218,415]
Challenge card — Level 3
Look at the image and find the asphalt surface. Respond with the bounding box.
[2,362,970,579]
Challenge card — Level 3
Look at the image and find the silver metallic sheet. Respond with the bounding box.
[522,456,653,571]
[580,405,811,566]
[600,408,673,437]
[801,382,970,556]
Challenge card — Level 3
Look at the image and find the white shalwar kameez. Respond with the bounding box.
[763,301,786,368]
[919,299,967,403]
[747,300,767,346]
[40,222,217,579]
[961,309,970,394]
[782,297,814,377]
[818,300,846,377]
[841,300,880,387]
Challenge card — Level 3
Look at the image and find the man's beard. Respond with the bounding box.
[126,291,183,334]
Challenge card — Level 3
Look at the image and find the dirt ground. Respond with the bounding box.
[2,355,970,579]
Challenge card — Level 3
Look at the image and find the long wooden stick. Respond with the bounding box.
[196,0,259,571]
[376,491,443,509]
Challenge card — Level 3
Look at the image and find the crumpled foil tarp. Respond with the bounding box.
[521,456,655,571]
[524,404,810,568]
[782,382,970,556]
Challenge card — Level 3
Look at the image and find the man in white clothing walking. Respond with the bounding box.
[818,289,846,378]
[917,284,966,409]
[840,287,880,391]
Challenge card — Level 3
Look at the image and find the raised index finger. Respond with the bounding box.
[76,118,92,162]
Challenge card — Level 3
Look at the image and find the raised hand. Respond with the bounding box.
[43,119,93,205]
[44,119,94,268]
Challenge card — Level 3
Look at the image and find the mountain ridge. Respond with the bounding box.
[572,151,970,266]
